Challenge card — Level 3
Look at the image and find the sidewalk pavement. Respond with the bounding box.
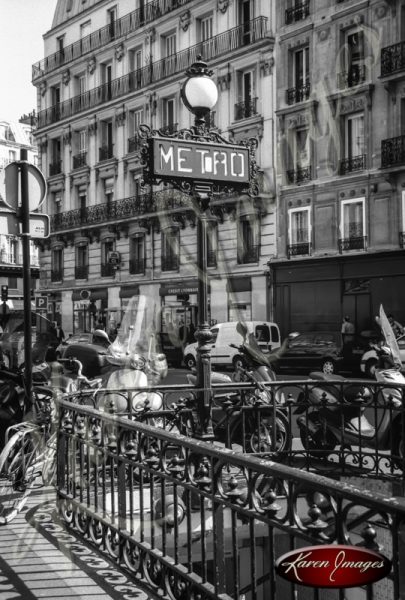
[0,485,156,600]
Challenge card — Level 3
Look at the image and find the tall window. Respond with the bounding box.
[340,198,366,239]
[50,138,62,175]
[75,244,88,279]
[237,217,259,263]
[235,70,256,120]
[199,15,213,42]
[162,229,179,271]
[51,248,64,281]
[9,238,18,263]
[129,108,144,149]
[129,234,145,274]
[162,97,176,133]
[99,120,113,160]
[288,128,311,183]
[239,0,252,44]
[288,208,311,256]
[164,33,176,57]
[101,239,115,276]
[207,223,217,268]
[75,73,86,96]
[288,46,310,103]
[107,7,117,38]
[129,47,143,71]
[104,178,114,204]
[346,113,364,159]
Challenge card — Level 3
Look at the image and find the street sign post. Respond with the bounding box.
[35,297,48,312]
[0,210,49,238]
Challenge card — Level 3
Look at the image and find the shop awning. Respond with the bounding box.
[71,288,108,301]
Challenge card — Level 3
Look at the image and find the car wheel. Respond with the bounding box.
[184,355,196,370]
[365,358,378,379]
[321,359,335,375]
[232,355,245,371]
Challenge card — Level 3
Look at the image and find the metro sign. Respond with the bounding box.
[150,137,250,186]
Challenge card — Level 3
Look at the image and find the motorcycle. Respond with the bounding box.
[185,322,291,453]
[295,336,405,464]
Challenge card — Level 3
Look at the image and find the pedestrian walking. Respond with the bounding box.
[341,315,355,360]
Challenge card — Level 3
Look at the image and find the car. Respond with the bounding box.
[55,332,95,358]
[360,333,405,377]
[60,331,112,378]
[274,331,368,376]
[183,321,281,370]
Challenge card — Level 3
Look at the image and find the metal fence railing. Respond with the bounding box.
[55,378,405,599]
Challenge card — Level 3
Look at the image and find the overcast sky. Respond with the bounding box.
[0,0,57,123]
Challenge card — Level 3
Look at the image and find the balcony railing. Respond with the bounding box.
[338,236,367,253]
[49,160,62,176]
[237,245,259,264]
[37,17,268,129]
[207,250,217,268]
[287,242,311,258]
[381,135,405,168]
[129,258,145,274]
[72,151,87,169]
[51,268,64,282]
[285,1,310,24]
[339,154,366,174]
[400,231,405,248]
[50,190,192,232]
[128,135,142,154]
[32,0,193,80]
[101,263,115,277]
[286,82,310,104]
[99,145,114,162]
[381,41,405,77]
[161,255,179,271]
[75,265,88,279]
[286,165,312,184]
[337,64,366,88]
[234,97,258,121]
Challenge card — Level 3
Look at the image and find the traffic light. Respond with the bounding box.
[1,285,8,302]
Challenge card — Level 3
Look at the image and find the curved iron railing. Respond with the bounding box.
[55,377,405,600]
[37,17,268,129]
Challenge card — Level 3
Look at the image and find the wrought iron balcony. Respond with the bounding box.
[400,232,405,248]
[287,242,311,258]
[101,263,115,277]
[237,245,260,264]
[72,151,87,169]
[129,258,146,274]
[207,251,217,268]
[50,190,192,232]
[286,165,312,184]
[159,123,178,136]
[37,17,268,129]
[32,0,193,80]
[337,64,366,88]
[339,154,366,174]
[381,41,405,77]
[338,236,367,253]
[161,255,179,271]
[381,135,405,168]
[234,97,258,121]
[286,82,310,104]
[285,1,310,24]
[99,145,114,162]
[75,265,88,279]
[128,135,142,154]
[49,160,62,176]
[51,268,64,282]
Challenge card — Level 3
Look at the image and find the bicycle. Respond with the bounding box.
[0,358,102,525]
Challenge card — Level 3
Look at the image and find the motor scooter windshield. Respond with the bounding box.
[378,305,402,369]
[109,295,161,360]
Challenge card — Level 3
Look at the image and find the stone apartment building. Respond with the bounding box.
[0,115,39,309]
[32,0,276,337]
[272,0,405,335]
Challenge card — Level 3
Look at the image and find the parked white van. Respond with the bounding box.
[183,321,281,370]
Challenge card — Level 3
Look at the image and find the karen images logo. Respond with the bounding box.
[275,545,392,588]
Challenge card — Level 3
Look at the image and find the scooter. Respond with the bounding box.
[295,342,405,463]
[185,322,291,453]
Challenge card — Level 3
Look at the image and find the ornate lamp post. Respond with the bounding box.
[140,56,258,439]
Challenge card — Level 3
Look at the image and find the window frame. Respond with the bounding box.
[340,197,366,240]
[288,206,312,245]
[345,112,365,159]
[161,229,180,271]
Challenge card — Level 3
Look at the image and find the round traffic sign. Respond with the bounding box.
[2,161,47,212]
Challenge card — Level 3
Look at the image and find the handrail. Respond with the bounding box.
[37,17,268,129]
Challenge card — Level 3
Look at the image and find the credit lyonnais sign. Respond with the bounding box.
[151,137,250,185]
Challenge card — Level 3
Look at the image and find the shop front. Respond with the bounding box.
[72,288,108,333]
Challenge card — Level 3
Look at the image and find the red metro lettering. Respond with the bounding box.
[276,545,392,588]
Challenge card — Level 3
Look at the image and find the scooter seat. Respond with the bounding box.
[309,371,345,382]
[345,415,375,439]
